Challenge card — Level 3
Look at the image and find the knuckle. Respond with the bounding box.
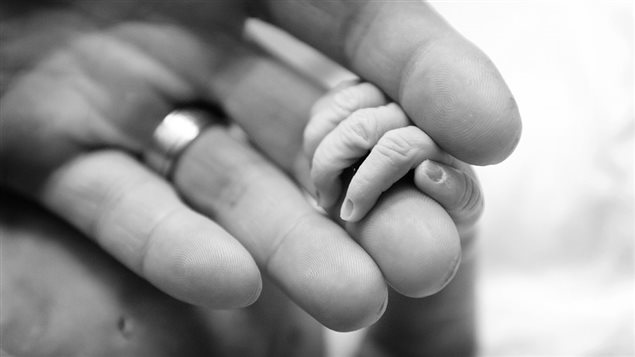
[196,153,266,214]
[342,110,376,147]
[265,212,315,271]
[332,85,361,114]
[91,174,150,240]
[403,126,435,151]
[381,102,408,123]
[375,130,414,163]
[139,207,181,275]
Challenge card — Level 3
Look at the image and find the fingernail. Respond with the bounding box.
[422,160,446,183]
[340,199,354,221]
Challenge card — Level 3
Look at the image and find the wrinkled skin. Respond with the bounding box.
[1,0,519,355]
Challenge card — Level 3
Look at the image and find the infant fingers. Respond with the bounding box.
[303,81,386,160]
[311,103,409,209]
[342,126,450,222]
[414,160,483,232]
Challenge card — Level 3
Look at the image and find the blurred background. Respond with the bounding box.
[437,1,633,355]
[252,0,634,355]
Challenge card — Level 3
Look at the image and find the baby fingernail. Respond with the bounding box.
[422,160,446,183]
[340,199,354,221]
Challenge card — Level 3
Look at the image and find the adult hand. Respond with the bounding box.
[0,0,520,351]
[0,191,324,357]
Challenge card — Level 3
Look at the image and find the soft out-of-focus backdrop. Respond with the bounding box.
[432,1,633,355]
[250,1,634,355]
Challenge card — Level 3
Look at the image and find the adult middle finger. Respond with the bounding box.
[173,124,388,332]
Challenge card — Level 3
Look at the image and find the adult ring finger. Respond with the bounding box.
[144,107,226,179]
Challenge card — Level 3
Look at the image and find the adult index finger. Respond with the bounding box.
[250,0,522,165]
[40,151,263,309]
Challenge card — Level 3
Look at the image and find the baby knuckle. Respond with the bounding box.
[332,86,360,114]
[375,132,413,163]
[403,126,435,149]
[342,112,375,146]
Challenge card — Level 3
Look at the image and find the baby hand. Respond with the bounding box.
[304,81,473,223]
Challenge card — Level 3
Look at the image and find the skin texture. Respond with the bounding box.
[1,0,519,354]
[304,81,479,223]
[0,191,324,357]
[253,1,521,165]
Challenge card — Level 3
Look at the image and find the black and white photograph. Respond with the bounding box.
[1,1,632,356]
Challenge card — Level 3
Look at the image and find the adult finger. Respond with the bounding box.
[39,151,262,309]
[0,191,216,356]
[345,180,462,298]
[360,245,477,357]
[251,0,522,165]
[173,126,388,332]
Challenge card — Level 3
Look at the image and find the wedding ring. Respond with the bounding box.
[144,107,224,179]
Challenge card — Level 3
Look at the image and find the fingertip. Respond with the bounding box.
[187,236,263,308]
[464,92,522,165]
[143,214,262,309]
[388,214,462,298]
[349,182,462,298]
[340,198,355,222]
[401,38,522,165]
[319,270,389,332]
[266,214,388,332]
[339,194,370,223]
[312,259,389,332]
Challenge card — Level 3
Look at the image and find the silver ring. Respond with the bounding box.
[144,108,223,179]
